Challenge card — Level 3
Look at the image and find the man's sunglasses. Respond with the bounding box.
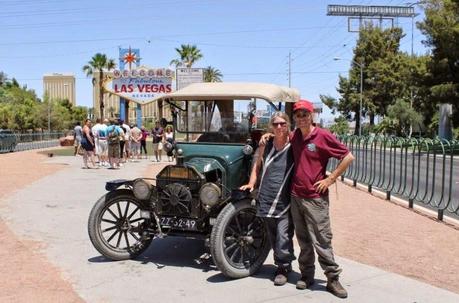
[272,122,287,127]
[295,111,310,118]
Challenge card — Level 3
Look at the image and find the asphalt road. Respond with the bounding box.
[333,147,459,217]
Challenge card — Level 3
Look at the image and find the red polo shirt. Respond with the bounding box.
[290,127,349,198]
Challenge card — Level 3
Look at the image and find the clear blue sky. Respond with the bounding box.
[1,0,426,122]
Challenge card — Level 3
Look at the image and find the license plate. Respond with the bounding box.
[159,216,198,231]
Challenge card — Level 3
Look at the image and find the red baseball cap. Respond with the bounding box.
[293,99,314,113]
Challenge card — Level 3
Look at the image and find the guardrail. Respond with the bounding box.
[0,132,66,153]
[329,135,459,220]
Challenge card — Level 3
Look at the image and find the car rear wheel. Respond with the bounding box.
[210,199,270,279]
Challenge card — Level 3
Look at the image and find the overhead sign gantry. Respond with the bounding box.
[327,4,415,32]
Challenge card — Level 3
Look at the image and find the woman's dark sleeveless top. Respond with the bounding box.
[257,139,294,218]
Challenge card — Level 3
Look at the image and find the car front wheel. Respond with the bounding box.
[210,199,270,279]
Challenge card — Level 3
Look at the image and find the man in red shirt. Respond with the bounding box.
[290,100,354,298]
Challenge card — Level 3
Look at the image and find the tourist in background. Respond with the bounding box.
[121,120,131,162]
[97,119,109,167]
[73,121,83,156]
[91,118,103,164]
[164,125,175,162]
[130,124,142,160]
[81,119,96,169]
[140,126,149,159]
[151,121,163,162]
[107,119,122,169]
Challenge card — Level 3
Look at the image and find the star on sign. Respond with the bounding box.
[123,51,137,64]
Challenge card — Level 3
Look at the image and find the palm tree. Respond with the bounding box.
[204,66,223,82]
[170,44,203,68]
[83,53,116,119]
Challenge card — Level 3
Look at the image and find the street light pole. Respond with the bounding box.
[334,57,364,136]
[406,2,421,136]
[406,2,421,56]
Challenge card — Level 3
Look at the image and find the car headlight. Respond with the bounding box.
[243,144,253,155]
[133,179,152,200]
[199,182,221,207]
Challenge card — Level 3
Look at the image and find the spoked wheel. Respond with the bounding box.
[88,191,153,260]
[210,200,270,278]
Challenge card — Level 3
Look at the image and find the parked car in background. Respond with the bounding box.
[0,129,17,153]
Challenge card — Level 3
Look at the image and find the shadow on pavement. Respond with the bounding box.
[88,236,216,273]
[205,262,328,289]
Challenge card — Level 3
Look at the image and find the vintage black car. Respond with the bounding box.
[88,82,299,278]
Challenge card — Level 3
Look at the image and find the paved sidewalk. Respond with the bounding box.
[0,154,458,302]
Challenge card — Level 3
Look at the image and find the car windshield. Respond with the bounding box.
[174,99,274,144]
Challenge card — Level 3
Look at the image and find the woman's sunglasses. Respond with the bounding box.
[272,122,287,127]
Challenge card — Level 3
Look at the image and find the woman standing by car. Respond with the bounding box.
[81,119,97,169]
[240,112,295,286]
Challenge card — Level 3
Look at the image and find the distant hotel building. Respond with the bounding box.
[43,73,76,105]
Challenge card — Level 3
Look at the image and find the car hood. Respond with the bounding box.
[178,142,245,172]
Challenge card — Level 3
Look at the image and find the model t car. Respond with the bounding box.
[88,82,299,278]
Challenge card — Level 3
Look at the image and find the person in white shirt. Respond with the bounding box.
[97,119,109,166]
[91,118,103,164]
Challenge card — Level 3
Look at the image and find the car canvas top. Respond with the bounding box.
[154,82,300,103]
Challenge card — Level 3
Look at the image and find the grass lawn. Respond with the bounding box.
[39,147,75,157]
[39,143,165,157]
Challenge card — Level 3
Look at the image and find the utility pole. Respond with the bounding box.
[48,100,51,133]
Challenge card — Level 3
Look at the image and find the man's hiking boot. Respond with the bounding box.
[326,277,348,298]
[273,267,290,286]
[296,276,315,290]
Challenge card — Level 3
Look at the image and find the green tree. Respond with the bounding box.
[2,84,40,131]
[0,103,13,129]
[352,25,406,125]
[418,0,459,130]
[170,44,203,68]
[376,99,423,136]
[320,75,356,122]
[328,116,350,135]
[71,106,89,124]
[0,72,7,86]
[203,66,223,82]
[321,25,431,135]
[83,53,116,120]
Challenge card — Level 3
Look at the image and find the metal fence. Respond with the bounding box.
[0,132,66,153]
[329,135,459,220]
